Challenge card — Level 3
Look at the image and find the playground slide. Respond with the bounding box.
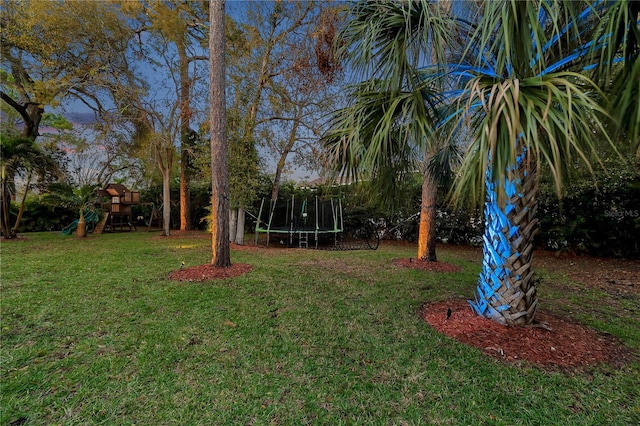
[61,210,99,235]
[61,219,80,235]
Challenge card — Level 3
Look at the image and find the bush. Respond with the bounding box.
[15,198,77,233]
[536,160,640,258]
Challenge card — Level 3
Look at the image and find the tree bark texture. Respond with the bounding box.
[417,152,438,261]
[235,207,245,245]
[179,40,192,231]
[270,115,300,202]
[162,170,172,237]
[10,171,32,237]
[229,208,237,243]
[0,177,12,238]
[179,157,191,231]
[209,0,231,267]
[469,144,539,326]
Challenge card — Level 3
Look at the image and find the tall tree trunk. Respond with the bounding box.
[235,207,245,245]
[10,171,32,237]
[179,157,191,231]
[270,163,284,202]
[229,208,237,243]
[162,169,172,237]
[22,104,44,140]
[210,0,231,267]
[416,0,451,261]
[179,41,192,231]
[469,143,539,326]
[270,115,300,202]
[0,173,12,239]
[155,144,173,237]
[417,152,438,261]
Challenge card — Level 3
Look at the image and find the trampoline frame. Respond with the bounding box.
[254,196,344,248]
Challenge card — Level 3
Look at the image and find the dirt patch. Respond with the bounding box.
[392,258,463,273]
[168,263,253,282]
[0,236,29,242]
[534,251,640,295]
[442,244,640,294]
[421,299,635,370]
[230,242,264,252]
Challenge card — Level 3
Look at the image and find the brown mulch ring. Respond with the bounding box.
[168,262,253,282]
[392,257,463,273]
[421,299,636,371]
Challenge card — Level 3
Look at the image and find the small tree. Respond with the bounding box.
[0,136,58,238]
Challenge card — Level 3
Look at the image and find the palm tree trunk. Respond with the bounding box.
[417,0,450,262]
[417,152,438,261]
[470,144,539,326]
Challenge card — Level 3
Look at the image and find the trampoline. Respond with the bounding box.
[254,196,343,248]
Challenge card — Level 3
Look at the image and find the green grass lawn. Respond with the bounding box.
[2,232,639,425]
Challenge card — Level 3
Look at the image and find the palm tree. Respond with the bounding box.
[587,0,640,151]
[0,136,57,239]
[328,0,636,326]
[323,0,455,261]
[42,182,103,230]
[442,0,639,325]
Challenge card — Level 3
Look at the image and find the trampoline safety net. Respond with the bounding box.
[254,196,378,250]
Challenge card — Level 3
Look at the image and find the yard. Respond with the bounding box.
[2,231,639,425]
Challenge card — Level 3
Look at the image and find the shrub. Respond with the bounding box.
[536,160,640,258]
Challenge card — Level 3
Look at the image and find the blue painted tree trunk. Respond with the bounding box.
[469,146,539,326]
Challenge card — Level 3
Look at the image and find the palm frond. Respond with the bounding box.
[338,0,454,87]
[450,70,611,205]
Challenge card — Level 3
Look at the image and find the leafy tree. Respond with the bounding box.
[41,182,102,220]
[0,135,58,238]
[225,15,261,244]
[1,0,136,140]
[56,125,140,189]
[225,1,342,244]
[323,0,454,261]
[330,0,637,327]
[587,0,640,150]
[116,1,211,236]
[124,0,209,231]
[258,3,345,202]
[1,0,150,235]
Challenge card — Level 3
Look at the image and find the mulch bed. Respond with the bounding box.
[421,299,636,370]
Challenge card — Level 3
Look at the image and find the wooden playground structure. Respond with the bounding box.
[96,183,162,233]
